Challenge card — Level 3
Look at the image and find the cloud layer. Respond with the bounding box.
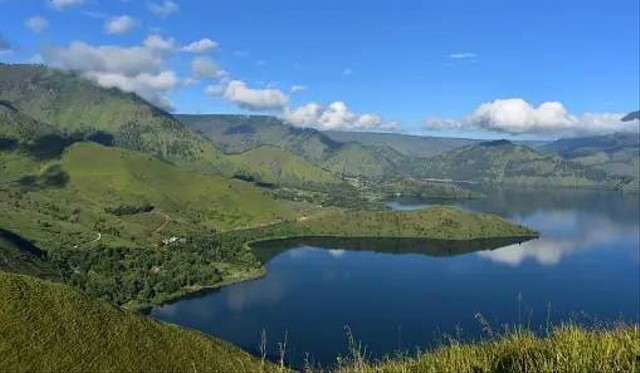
[26,16,49,33]
[49,0,84,10]
[49,39,178,109]
[105,15,137,35]
[285,101,396,131]
[425,98,639,136]
[223,80,288,110]
[148,0,179,18]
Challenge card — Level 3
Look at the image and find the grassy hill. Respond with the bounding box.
[0,142,295,251]
[0,271,277,373]
[415,140,631,189]
[229,145,341,187]
[0,64,233,175]
[324,130,478,158]
[543,133,640,180]
[179,114,411,179]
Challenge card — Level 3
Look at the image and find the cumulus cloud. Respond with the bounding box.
[448,52,477,59]
[191,56,226,79]
[49,39,179,110]
[182,38,218,53]
[290,85,307,94]
[425,98,640,136]
[148,0,179,18]
[143,34,175,52]
[285,101,395,131]
[105,15,136,35]
[49,0,84,10]
[25,16,49,33]
[223,80,288,110]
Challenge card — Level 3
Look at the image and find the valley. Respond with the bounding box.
[0,60,638,372]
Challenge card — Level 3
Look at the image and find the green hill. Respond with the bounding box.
[324,130,478,158]
[179,114,411,179]
[0,142,295,251]
[543,133,640,179]
[416,140,631,189]
[0,271,275,373]
[229,145,341,187]
[0,64,233,175]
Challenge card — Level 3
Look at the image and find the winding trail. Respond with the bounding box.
[154,213,172,234]
[91,232,102,243]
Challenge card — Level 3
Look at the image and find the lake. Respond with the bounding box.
[151,187,640,368]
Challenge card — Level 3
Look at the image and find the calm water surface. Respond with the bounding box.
[152,188,640,367]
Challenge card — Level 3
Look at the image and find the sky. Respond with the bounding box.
[0,0,638,139]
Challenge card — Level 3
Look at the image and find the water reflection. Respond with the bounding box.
[152,187,640,368]
[252,236,533,264]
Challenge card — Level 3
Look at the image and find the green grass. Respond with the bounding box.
[229,145,341,187]
[331,324,639,373]
[0,142,295,251]
[0,271,280,373]
[233,206,537,242]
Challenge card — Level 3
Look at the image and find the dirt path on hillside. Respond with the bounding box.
[154,213,172,234]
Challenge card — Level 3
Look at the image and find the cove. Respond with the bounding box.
[151,187,640,368]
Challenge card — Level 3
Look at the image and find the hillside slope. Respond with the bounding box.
[0,142,295,251]
[324,130,478,158]
[179,114,412,179]
[0,64,233,175]
[543,133,640,179]
[416,140,630,189]
[0,271,274,373]
[229,145,340,186]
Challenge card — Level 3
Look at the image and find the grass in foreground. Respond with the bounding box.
[0,271,280,373]
[331,324,639,373]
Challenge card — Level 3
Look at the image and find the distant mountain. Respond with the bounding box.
[323,131,478,158]
[0,64,232,174]
[621,110,639,122]
[416,140,630,189]
[179,114,413,179]
[543,132,639,179]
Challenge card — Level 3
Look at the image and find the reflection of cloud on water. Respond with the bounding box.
[477,239,572,266]
[478,211,639,267]
[327,249,346,258]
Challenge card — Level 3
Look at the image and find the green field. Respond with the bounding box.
[0,271,280,373]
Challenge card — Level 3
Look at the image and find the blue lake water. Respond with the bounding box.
[151,187,640,368]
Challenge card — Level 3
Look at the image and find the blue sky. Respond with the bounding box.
[0,0,638,139]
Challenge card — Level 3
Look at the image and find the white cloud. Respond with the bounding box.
[223,80,288,110]
[182,38,218,53]
[25,16,49,33]
[49,40,178,110]
[424,98,640,136]
[105,15,136,35]
[191,56,226,79]
[84,70,178,110]
[49,0,84,10]
[204,84,225,96]
[284,101,395,131]
[448,52,477,59]
[290,85,307,94]
[143,34,175,52]
[148,0,179,18]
